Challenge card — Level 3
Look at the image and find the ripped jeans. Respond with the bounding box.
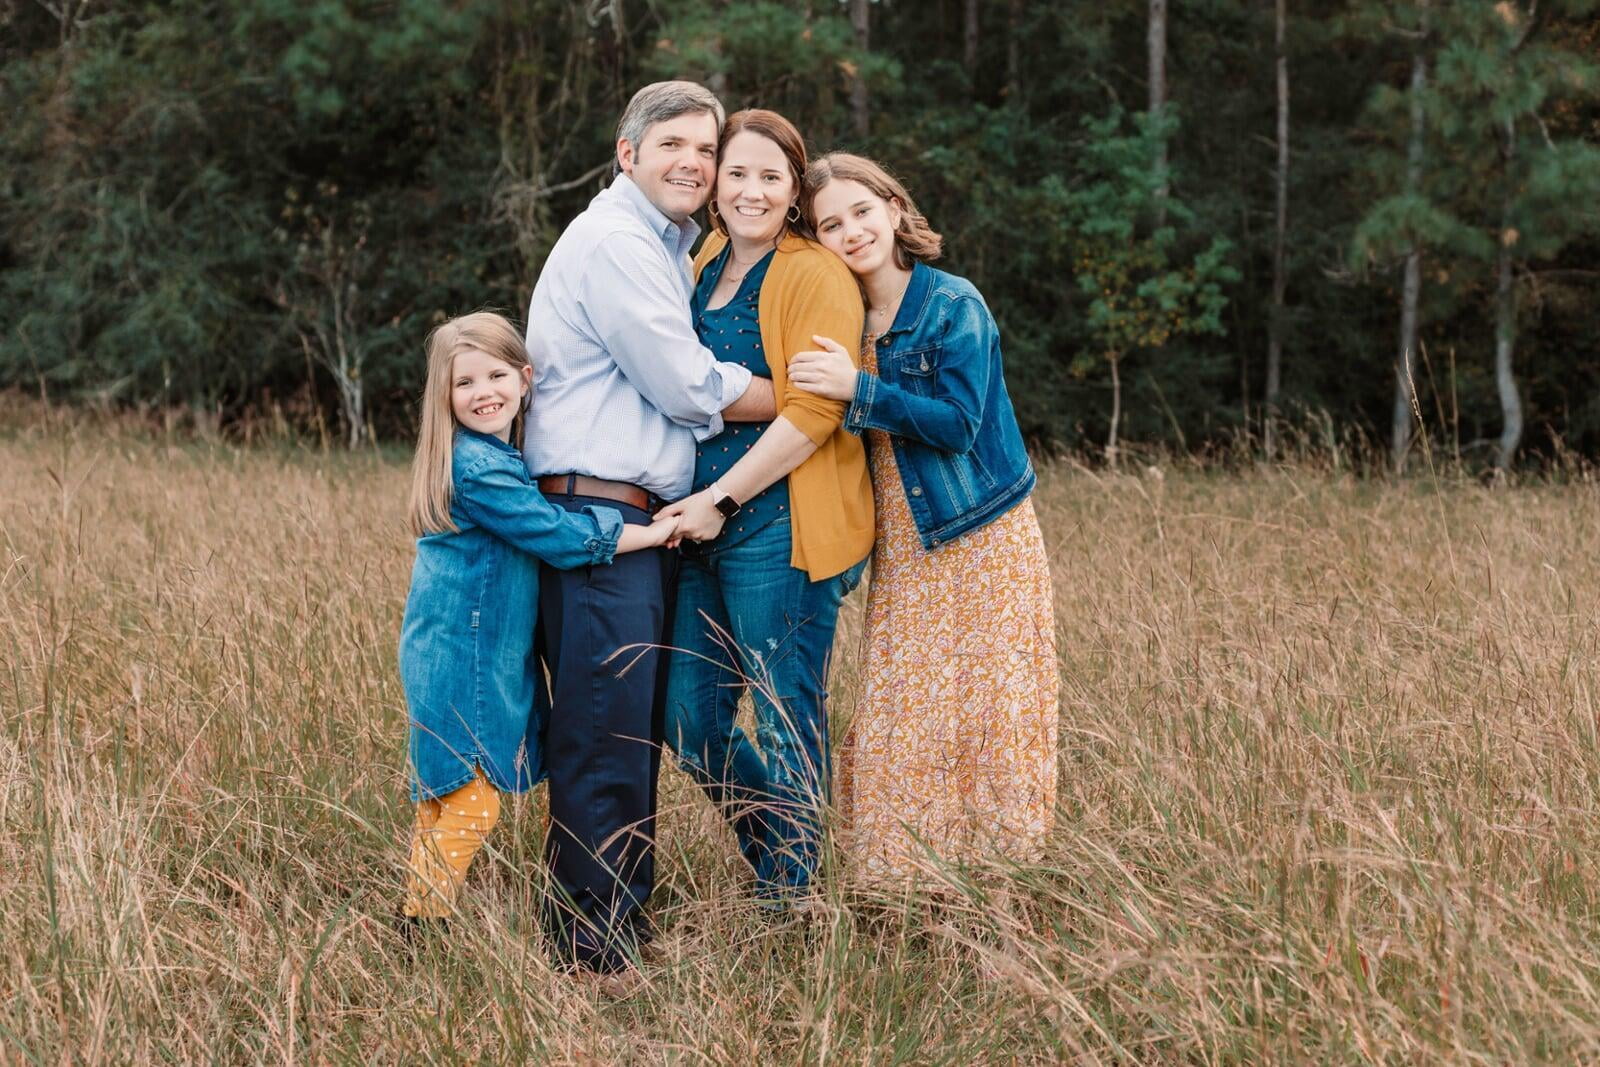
[664,515,866,898]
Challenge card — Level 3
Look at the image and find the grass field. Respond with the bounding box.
[4,402,1600,1063]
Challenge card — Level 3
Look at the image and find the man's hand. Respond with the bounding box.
[655,489,727,546]
[787,335,858,401]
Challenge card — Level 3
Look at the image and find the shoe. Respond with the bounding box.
[393,912,449,954]
[637,926,682,967]
[581,963,646,999]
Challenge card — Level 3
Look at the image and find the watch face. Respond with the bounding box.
[714,492,741,518]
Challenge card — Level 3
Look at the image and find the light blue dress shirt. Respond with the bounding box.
[521,174,755,500]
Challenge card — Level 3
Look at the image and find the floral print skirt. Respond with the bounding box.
[836,427,1060,883]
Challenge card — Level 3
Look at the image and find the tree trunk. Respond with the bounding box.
[1107,354,1123,469]
[330,278,367,450]
[804,1,836,143]
[1265,0,1289,457]
[1494,116,1522,472]
[1006,0,1023,101]
[964,0,980,87]
[1148,0,1169,226]
[849,0,871,138]
[1391,2,1429,474]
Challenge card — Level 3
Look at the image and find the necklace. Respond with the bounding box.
[867,275,911,322]
[723,247,768,285]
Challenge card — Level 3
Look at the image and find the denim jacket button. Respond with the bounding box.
[932,538,941,547]
[911,486,922,497]
[920,360,929,371]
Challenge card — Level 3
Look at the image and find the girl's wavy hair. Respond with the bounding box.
[801,152,943,269]
[407,311,531,537]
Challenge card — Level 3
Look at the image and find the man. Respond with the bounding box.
[522,81,774,982]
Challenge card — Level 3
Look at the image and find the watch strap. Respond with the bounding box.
[711,484,742,519]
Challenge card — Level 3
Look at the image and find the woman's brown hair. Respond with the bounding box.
[708,108,812,239]
[802,152,943,269]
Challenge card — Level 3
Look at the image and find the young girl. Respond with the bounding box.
[789,154,1059,883]
[398,311,677,923]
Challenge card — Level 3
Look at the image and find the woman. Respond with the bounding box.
[788,153,1059,882]
[657,112,873,901]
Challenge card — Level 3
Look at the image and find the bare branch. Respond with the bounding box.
[531,159,612,200]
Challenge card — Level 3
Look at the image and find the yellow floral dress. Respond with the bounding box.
[836,339,1060,882]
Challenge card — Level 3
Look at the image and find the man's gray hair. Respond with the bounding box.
[613,81,726,178]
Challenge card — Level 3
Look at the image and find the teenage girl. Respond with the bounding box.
[397,311,678,922]
[789,156,1059,882]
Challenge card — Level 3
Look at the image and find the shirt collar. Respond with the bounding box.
[882,261,934,338]
[610,173,701,258]
[456,426,519,453]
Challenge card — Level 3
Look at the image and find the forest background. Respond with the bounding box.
[3,0,1598,471]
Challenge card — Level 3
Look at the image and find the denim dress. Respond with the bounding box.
[399,429,623,800]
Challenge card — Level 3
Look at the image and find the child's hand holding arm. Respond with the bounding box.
[617,514,681,554]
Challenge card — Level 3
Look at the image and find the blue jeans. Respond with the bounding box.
[665,516,865,897]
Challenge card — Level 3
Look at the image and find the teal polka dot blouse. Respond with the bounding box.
[688,245,789,549]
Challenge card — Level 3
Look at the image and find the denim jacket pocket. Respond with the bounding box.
[888,345,938,395]
[960,449,1000,492]
[931,451,982,511]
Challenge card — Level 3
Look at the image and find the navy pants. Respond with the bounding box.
[539,493,676,973]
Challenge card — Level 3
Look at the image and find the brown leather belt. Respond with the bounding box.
[537,474,663,512]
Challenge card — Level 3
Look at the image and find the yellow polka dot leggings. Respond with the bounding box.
[403,770,501,919]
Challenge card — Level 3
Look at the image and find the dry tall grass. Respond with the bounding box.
[4,402,1600,1063]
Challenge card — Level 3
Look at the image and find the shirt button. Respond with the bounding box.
[911,486,922,497]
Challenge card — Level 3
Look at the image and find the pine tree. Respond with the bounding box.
[1037,109,1237,467]
[1427,0,1600,470]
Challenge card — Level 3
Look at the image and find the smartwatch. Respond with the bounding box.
[710,482,742,519]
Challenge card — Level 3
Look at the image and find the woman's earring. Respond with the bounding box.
[786,202,802,224]
[708,201,722,221]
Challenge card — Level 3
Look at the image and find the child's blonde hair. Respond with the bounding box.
[407,311,532,537]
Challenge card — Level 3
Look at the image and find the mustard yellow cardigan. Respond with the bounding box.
[693,231,874,581]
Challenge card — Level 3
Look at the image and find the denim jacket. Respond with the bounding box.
[844,263,1035,550]
[398,429,623,800]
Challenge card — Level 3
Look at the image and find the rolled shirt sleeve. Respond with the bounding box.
[581,232,754,441]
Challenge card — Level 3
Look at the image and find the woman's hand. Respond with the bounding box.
[654,490,726,546]
[617,514,681,553]
[787,335,859,401]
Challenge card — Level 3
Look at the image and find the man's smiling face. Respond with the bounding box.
[617,111,720,225]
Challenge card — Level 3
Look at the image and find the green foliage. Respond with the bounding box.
[0,0,514,435]
[2,0,1597,461]
[1022,107,1236,459]
[1046,110,1235,370]
[1353,0,1600,272]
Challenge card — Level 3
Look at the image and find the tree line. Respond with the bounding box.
[3,0,1598,469]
